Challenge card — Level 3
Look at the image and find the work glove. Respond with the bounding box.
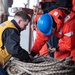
[30,51,37,57]
[20,55,33,63]
[28,55,34,62]
[28,51,38,62]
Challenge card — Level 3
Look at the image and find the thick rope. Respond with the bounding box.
[6,56,75,75]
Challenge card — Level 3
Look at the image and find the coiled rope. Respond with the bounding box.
[6,56,75,75]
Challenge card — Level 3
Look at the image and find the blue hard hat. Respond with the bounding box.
[37,13,53,36]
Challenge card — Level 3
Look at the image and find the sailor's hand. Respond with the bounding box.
[49,47,56,52]
[31,24,37,31]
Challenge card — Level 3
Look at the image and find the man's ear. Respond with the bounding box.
[18,19,21,24]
